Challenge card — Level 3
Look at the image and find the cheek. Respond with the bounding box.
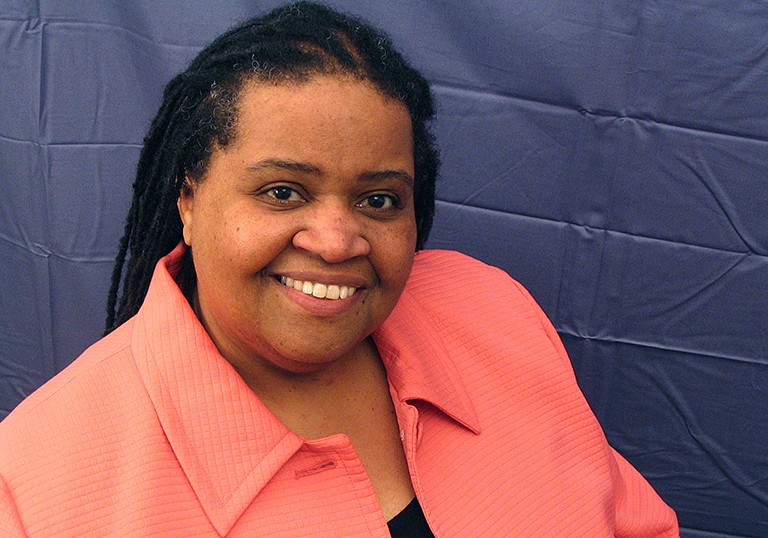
[192,223,250,286]
[202,209,272,260]
[375,224,417,287]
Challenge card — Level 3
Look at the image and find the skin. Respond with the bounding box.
[177,75,418,518]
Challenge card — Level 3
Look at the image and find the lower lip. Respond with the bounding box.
[277,280,363,317]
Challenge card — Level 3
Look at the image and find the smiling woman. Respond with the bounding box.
[177,77,417,380]
[0,2,678,536]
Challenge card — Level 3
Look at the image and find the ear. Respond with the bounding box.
[177,181,195,246]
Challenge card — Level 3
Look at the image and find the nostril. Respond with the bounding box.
[291,226,370,263]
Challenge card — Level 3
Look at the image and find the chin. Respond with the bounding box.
[269,337,370,374]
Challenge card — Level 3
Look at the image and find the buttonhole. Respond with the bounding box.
[295,460,337,479]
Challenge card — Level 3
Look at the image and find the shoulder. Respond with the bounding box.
[0,319,173,534]
[403,249,573,371]
[0,321,139,463]
[2,321,134,421]
[408,249,547,324]
[411,249,507,280]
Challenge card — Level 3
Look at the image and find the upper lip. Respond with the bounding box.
[271,271,370,289]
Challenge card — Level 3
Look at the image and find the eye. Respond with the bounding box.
[258,184,307,207]
[358,193,399,211]
[267,186,304,202]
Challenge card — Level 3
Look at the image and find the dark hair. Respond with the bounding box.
[105,1,440,333]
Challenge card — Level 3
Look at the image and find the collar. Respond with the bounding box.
[374,255,481,434]
[131,244,479,535]
[131,243,303,535]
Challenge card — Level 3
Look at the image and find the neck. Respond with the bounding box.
[230,337,386,440]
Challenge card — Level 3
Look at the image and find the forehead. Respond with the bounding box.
[235,76,411,144]
[212,76,415,179]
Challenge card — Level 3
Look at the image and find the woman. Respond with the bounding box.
[0,2,678,536]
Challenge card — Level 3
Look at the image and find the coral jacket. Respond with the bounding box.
[0,246,678,536]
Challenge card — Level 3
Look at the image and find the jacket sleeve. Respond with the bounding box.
[509,275,679,536]
[0,476,27,538]
[610,448,679,537]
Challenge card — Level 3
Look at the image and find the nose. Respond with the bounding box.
[292,203,371,263]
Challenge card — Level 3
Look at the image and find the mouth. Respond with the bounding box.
[277,275,357,300]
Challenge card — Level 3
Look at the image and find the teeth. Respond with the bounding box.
[279,276,356,300]
[312,283,327,298]
[326,285,340,300]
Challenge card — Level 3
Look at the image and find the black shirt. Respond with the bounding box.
[387,497,435,537]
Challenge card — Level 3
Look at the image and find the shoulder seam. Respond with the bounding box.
[3,339,133,422]
[509,278,574,371]
[0,473,27,536]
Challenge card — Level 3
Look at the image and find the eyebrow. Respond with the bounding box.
[247,158,414,186]
[359,169,414,187]
[246,158,323,175]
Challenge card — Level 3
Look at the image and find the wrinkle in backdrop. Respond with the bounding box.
[1,2,766,536]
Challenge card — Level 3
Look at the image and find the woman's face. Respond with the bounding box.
[178,76,417,375]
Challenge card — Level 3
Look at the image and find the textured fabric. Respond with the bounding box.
[0,245,678,536]
[3,5,768,536]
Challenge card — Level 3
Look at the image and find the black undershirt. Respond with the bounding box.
[387,497,435,537]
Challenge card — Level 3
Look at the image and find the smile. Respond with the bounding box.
[278,276,357,300]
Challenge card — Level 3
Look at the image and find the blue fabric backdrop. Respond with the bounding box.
[1,1,766,536]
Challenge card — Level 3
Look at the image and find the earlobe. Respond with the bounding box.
[177,188,194,246]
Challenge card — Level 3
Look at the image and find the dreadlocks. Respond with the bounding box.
[105,1,440,333]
